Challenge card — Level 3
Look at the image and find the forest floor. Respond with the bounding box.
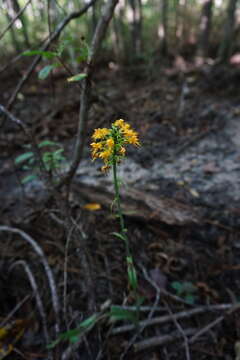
[0,59,240,360]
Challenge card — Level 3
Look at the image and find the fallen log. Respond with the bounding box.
[72,183,202,226]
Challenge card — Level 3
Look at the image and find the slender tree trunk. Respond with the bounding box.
[218,0,239,63]
[5,12,21,52]
[197,0,214,58]
[129,0,143,59]
[174,0,180,49]
[160,0,168,55]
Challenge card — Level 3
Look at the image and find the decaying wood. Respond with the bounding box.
[72,183,202,226]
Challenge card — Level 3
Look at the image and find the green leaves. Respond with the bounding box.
[15,140,66,184]
[171,281,198,304]
[38,64,58,80]
[38,140,60,148]
[15,152,34,165]
[112,231,127,242]
[109,306,138,324]
[48,314,99,349]
[67,73,87,82]
[22,50,57,59]
[127,256,138,291]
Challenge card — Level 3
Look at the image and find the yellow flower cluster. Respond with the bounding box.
[90,119,140,171]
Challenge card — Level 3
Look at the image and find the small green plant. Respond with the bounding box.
[171,281,198,304]
[22,37,89,81]
[15,140,66,184]
[91,120,144,323]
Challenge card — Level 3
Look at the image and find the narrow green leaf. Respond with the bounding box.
[47,314,98,349]
[38,64,56,80]
[15,152,34,164]
[127,264,138,290]
[22,174,37,184]
[112,232,127,241]
[109,306,138,324]
[22,50,56,59]
[67,73,87,82]
[38,140,59,148]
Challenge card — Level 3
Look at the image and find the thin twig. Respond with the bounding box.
[110,304,232,335]
[0,294,30,328]
[0,226,60,336]
[164,300,191,360]
[119,264,162,359]
[134,328,197,352]
[9,260,51,358]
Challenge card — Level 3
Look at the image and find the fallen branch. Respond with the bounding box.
[134,328,197,352]
[110,304,232,335]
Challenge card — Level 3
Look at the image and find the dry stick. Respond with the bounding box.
[0,294,30,328]
[119,264,162,359]
[0,226,60,336]
[134,328,197,352]
[9,260,52,358]
[0,0,32,41]
[188,303,240,345]
[62,0,119,188]
[164,301,191,360]
[110,304,232,336]
[63,223,75,325]
[7,0,98,110]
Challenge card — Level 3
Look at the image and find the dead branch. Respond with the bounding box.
[0,226,60,335]
[134,328,197,352]
[110,304,232,335]
[7,0,98,110]
[0,294,30,328]
[164,300,191,360]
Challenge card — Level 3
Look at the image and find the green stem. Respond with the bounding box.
[112,157,130,257]
[112,150,140,325]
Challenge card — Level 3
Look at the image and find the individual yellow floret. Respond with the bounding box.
[92,128,110,140]
[106,137,115,149]
[119,147,126,155]
[114,119,125,128]
[99,149,112,161]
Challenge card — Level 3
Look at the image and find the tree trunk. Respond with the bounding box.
[218,0,239,63]
[160,0,168,56]
[197,0,214,58]
[5,12,21,52]
[129,0,143,59]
